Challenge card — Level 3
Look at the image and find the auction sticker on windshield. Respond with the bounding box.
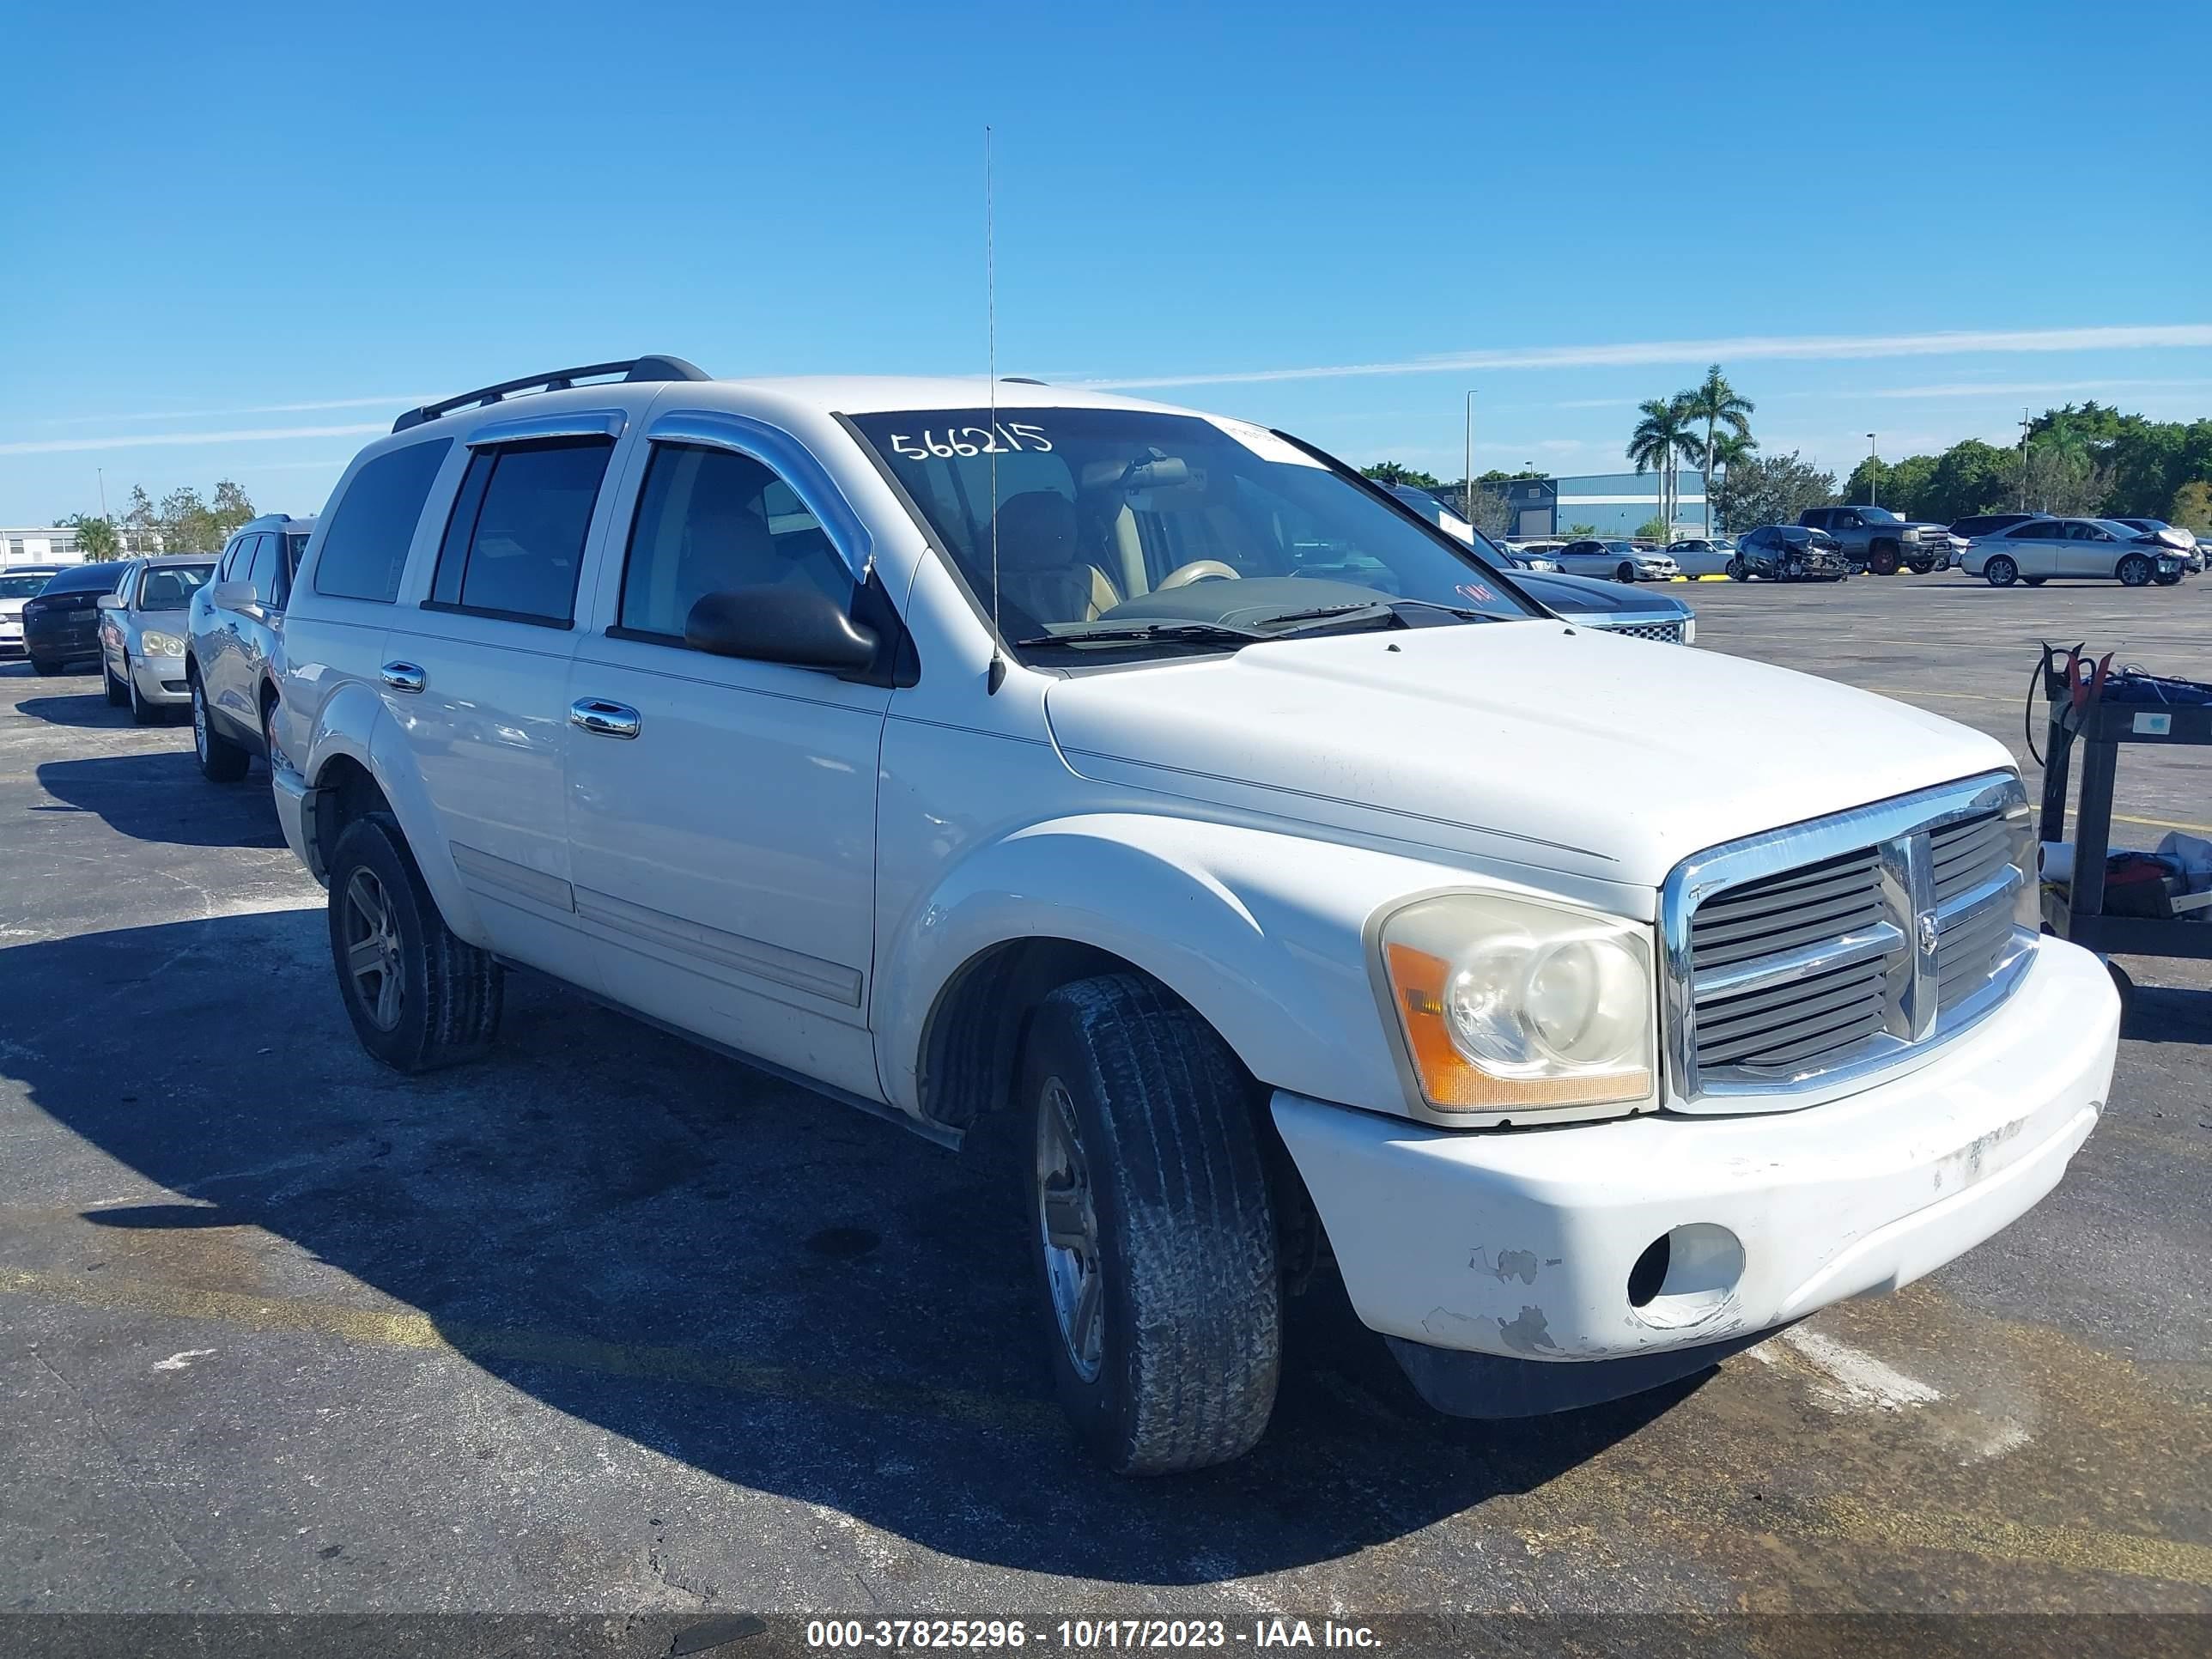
[1204,416,1326,468]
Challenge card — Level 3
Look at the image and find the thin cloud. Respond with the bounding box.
[0,422,389,457]
[1088,324,2212,391]
[44,394,434,426]
[1856,376,2212,401]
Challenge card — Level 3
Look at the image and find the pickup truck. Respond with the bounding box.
[268,357,2120,1473]
[1797,505,1958,574]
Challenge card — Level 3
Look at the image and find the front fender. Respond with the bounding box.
[874,811,1600,1123]
[301,682,494,951]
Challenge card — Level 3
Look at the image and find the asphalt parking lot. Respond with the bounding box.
[3,575,2209,1648]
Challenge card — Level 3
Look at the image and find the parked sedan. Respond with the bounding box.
[1516,569,1696,643]
[1662,538,1735,578]
[97,556,216,723]
[1729,525,1849,581]
[21,562,127,674]
[1554,538,1680,582]
[1960,518,2187,587]
[1,565,65,661]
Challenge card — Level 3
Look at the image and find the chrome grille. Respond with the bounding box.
[1595,619,1686,644]
[1662,774,2037,1110]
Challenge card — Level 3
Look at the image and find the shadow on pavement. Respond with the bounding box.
[0,911,1690,1585]
[15,691,130,729]
[2123,981,2212,1046]
[34,754,283,849]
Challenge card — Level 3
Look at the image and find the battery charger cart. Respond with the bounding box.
[2036,659,2212,1015]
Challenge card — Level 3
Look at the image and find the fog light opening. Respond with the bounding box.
[1626,1234,1670,1308]
[1628,1223,1746,1328]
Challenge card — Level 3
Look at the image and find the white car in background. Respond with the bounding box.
[1662,538,1735,578]
[0,565,64,661]
[1555,538,1680,582]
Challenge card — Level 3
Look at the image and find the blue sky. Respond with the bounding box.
[6,0,2209,524]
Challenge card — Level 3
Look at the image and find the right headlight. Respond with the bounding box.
[1378,893,1657,1117]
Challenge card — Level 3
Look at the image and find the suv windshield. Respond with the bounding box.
[0,573,52,599]
[848,408,1535,659]
[138,562,215,610]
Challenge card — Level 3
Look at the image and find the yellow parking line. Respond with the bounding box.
[1814,1495,2212,1589]
[0,1265,1055,1436]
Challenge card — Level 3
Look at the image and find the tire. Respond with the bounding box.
[1726,559,1748,581]
[327,812,504,1073]
[1869,542,1900,575]
[103,664,128,707]
[2117,554,2154,587]
[2154,570,2182,586]
[1984,556,2019,588]
[1614,562,1636,583]
[126,663,160,726]
[191,672,250,782]
[30,656,62,678]
[1021,973,1280,1474]
[2023,576,2047,587]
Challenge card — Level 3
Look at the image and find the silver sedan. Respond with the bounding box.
[97,556,216,724]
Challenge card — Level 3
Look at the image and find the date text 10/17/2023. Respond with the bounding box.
[803,1619,1382,1650]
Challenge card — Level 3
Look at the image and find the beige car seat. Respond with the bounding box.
[988,491,1123,625]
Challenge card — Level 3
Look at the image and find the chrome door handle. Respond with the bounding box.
[380,660,426,694]
[569,698,641,739]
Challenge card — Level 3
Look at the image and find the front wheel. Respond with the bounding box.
[327,813,505,1073]
[2023,576,2047,587]
[126,663,161,726]
[2117,554,2154,587]
[1726,558,1748,581]
[1984,556,2019,588]
[1614,562,1637,583]
[103,664,128,708]
[1869,542,1900,575]
[191,674,250,781]
[1023,974,1280,1474]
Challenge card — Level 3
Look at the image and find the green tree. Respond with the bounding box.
[1565,522,1599,538]
[2169,479,2212,537]
[1677,364,1754,538]
[1920,440,2023,522]
[63,514,122,561]
[1627,396,1696,531]
[1634,515,1669,541]
[1712,450,1837,532]
[1360,461,1442,489]
[210,478,256,539]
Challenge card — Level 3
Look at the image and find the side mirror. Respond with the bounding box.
[96,592,124,611]
[685,585,878,676]
[210,579,261,614]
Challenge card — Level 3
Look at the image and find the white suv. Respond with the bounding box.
[271,356,2118,1473]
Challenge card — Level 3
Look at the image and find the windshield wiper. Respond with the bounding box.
[1012,621,1269,648]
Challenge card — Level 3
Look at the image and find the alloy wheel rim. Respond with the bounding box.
[1036,1077,1103,1382]
[342,868,404,1031]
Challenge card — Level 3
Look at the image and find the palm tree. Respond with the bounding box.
[1709,429,1758,533]
[1627,397,1696,532]
[1678,364,1755,538]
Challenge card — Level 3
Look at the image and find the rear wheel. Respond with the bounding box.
[30,656,62,677]
[2117,554,2154,587]
[2023,576,2047,587]
[1984,556,2019,588]
[1022,973,1280,1474]
[191,672,250,781]
[327,812,504,1073]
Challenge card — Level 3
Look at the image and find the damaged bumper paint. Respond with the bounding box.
[1272,935,2118,1415]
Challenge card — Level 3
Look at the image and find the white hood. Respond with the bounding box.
[1044,620,2011,890]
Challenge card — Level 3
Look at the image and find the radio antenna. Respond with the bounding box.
[985,125,1006,695]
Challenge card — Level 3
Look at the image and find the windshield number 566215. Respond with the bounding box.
[888,424,1050,460]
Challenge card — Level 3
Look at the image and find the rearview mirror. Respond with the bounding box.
[685,586,878,676]
[210,579,259,613]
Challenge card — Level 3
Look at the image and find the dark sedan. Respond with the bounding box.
[1729,525,1849,582]
[21,562,129,674]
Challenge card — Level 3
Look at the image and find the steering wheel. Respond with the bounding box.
[1157,559,1241,590]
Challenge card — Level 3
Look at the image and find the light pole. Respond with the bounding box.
[1866,434,1878,507]
[2018,409,2032,509]
[1463,391,1476,526]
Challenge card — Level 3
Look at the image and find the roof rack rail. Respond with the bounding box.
[392,355,710,434]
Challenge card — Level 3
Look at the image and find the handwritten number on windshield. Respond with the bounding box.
[888,423,1051,461]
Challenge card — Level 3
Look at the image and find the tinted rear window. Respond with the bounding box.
[428,438,613,625]
[314,439,453,602]
[40,563,125,592]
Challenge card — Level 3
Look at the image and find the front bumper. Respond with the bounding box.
[1273,936,2117,1407]
[129,653,191,704]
